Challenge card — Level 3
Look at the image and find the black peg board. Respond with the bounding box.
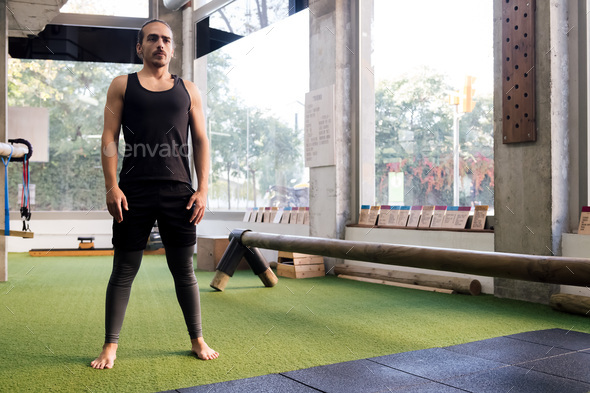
[502,0,536,144]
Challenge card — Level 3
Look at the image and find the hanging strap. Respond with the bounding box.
[21,155,31,231]
[1,146,13,236]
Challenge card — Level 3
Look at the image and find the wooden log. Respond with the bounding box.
[334,264,481,295]
[210,237,248,291]
[338,274,455,294]
[258,267,279,287]
[243,246,278,287]
[210,271,231,292]
[237,231,590,287]
[550,293,590,317]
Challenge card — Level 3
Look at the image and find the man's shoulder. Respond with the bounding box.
[181,78,197,91]
[106,75,131,100]
[110,74,130,92]
[181,79,201,101]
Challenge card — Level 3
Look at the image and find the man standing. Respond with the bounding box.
[91,19,218,369]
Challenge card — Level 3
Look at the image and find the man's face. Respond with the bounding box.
[137,22,174,68]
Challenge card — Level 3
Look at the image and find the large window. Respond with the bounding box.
[209,0,292,36]
[8,59,142,211]
[204,9,309,210]
[373,0,494,210]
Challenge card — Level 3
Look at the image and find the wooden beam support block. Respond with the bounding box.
[277,262,325,279]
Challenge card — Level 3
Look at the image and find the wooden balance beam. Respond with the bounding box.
[227,230,590,287]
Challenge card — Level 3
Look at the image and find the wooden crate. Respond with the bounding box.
[196,236,248,272]
[276,261,325,279]
[277,251,324,266]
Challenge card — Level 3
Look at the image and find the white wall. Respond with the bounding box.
[561,233,590,297]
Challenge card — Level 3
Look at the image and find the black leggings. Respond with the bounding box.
[104,246,202,343]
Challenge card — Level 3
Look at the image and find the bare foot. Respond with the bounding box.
[191,337,219,360]
[91,343,118,369]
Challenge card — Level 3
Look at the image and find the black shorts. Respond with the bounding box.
[112,181,197,251]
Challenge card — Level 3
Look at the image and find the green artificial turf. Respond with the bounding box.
[1,252,589,392]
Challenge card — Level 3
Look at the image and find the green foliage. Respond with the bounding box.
[7,59,141,211]
[214,0,290,35]
[375,67,494,206]
[8,54,302,212]
[8,59,492,212]
[206,51,303,209]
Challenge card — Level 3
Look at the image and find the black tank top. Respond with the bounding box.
[119,72,192,185]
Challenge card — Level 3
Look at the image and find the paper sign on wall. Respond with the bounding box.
[359,205,370,225]
[579,206,590,234]
[407,206,422,228]
[367,206,380,226]
[280,207,292,224]
[397,206,411,227]
[263,207,271,223]
[418,205,434,228]
[470,205,488,230]
[453,206,471,229]
[273,208,284,223]
[255,208,264,223]
[305,85,335,168]
[302,207,310,225]
[243,208,253,222]
[377,205,391,226]
[442,206,458,229]
[431,206,446,228]
[249,208,259,223]
[387,206,400,226]
[291,207,300,224]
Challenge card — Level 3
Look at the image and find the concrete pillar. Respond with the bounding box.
[493,1,573,303]
[0,0,7,282]
[308,0,354,272]
[158,2,184,77]
[182,6,195,81]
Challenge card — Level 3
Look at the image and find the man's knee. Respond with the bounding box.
[109,249,144,286]
[165,246,197,286]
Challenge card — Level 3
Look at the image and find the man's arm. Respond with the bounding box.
[184,80,210,225]
[101,75,128,223]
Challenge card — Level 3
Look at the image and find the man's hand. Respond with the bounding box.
[106,186,128,223]
[187,189,207,225]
